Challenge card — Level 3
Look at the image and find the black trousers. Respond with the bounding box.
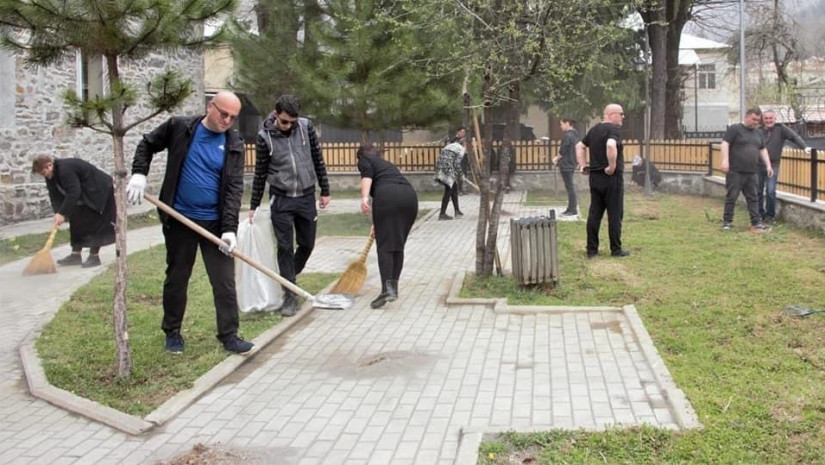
[270,193,317,286]
[162,217,239,342]
[586,171,624,254]
[440,181,460,215]
[724,170,760,225]
[560,170,577,212]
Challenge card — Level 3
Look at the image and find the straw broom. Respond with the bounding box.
[22,225,59,276]
[330,227,375,295]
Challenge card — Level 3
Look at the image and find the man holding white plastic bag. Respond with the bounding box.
[236,206,283,312]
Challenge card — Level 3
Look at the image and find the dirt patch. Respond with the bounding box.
[157,443,258,465]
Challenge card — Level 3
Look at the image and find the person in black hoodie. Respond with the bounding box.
[31,156,115,268]
[249,95,331,317]
[126,91,253,355]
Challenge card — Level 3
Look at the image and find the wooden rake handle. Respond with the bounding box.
[144,194,315,301]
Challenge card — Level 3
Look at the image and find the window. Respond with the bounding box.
[76,51,104,100]
[698,64,715,90]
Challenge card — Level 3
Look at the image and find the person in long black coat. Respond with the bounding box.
[31,155,116,267]
[357,144,419,309]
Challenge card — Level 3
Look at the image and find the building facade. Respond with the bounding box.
[0,49,204,225]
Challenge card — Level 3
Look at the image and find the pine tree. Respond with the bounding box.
[232,0,463,140]
[0,0,237,378]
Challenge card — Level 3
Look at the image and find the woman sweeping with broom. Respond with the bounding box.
[357,143,418,309]
[31,155,116,268]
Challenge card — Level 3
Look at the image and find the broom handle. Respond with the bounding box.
[144,194,314,300]
[357,227,375,263]
[43,225,59,250]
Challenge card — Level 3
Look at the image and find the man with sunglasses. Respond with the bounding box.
[126,91,254,355]
[249,94,331,317]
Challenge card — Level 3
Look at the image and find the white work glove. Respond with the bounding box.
[126,174,147,205]
[805,147,812,155]
[219,232,237,256]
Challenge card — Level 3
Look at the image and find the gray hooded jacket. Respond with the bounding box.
[250,113,330,210]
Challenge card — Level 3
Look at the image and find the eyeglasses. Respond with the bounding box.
[211,101,238,122]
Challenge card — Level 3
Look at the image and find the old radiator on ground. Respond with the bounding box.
[510,212,559,285]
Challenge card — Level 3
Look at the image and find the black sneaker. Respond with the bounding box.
[223,335,254,354]
[280,293,300,317]
[455,211,464,218]
[611,250,631,257]
[57,253,82,266]
[165,331,184,354]
[81,255,101,268]
[438,213,453,221]
[721,222,732,231]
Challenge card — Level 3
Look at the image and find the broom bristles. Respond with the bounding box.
[330,227,375,295]
[22,225,59,276]
[330,261,367,294]
[23,249,57,276]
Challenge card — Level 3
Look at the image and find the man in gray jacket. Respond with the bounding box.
[249,95,331,317]
[759,109,810,223]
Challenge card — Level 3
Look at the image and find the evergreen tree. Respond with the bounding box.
[0,0,236,378]
[232,0,463,140]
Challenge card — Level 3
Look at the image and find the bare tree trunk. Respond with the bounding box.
[644,2,667,140]
[664,0,691,139]
[106,54,132,379]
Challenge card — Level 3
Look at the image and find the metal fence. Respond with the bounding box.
[244,141,825,202]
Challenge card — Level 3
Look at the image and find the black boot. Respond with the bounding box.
[386,280,398,302]
[371,281,394,309]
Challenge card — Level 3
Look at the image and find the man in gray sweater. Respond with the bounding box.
[759,109,810,223]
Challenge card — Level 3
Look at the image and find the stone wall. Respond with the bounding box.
[0,50,204,225]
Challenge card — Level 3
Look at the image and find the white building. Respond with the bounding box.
[679,33,734,134]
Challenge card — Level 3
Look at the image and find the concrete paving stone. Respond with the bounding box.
[366,449,393,465]
[332,433,362,452]
[0,195,700,464]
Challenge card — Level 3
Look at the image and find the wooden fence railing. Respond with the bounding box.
[244,141,824,202]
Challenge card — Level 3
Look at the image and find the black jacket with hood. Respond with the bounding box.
[250,113,330,210]
[131,115,245,234]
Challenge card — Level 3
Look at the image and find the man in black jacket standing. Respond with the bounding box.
[126,91,253,355]
[758,109,810,223]
[31,156,116,268]
[249,95,331,317]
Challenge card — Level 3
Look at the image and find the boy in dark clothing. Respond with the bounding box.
[249,95,331,317]
[554,118,579,215]
[576,104,628,258]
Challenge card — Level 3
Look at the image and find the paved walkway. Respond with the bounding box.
[0,193,697,464]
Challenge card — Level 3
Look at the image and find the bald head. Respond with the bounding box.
[604,104,624,127]
[203,91,242,133]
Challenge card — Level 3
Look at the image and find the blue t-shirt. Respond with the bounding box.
[173,124,225,220]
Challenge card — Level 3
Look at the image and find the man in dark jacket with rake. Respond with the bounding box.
[249,94,331,317]
[126,91,253,355]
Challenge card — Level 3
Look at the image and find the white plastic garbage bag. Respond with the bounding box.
[235,207,283,313]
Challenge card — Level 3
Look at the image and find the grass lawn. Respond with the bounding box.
[473,189,825,464]
[34,211,375,416]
